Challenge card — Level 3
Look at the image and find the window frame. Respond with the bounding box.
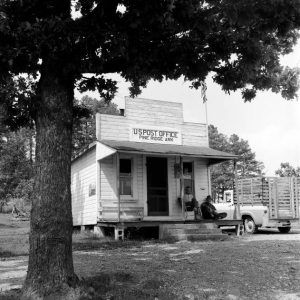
[182,161,195,196]
[88,183,96,197]
[119,157,134,199]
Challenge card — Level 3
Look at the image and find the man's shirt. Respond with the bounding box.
[200,201,218,219]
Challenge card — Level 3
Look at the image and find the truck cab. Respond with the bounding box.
[214,177,300,234]
[214,190,266,233]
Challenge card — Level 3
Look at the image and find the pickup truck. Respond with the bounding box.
[214,177,300,234]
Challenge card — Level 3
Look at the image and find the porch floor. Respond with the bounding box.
[97,219,243,228]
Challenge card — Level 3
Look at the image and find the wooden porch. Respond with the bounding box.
[96,219,244,240]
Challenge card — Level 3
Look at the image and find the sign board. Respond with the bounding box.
[130,125,182,145]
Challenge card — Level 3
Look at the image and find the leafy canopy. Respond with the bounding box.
[0,128,33,202]
[0,0,300,124]
[208,125,264,199]
[73,95,120,155]
[275,162,300,177]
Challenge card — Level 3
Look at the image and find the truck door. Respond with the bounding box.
[214,191,234,219]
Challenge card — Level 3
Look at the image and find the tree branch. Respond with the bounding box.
[78,56,128,74]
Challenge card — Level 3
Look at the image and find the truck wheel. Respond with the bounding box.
[243,217,258,234]
[278,227,291,233]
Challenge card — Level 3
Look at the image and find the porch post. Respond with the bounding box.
[116,152,121,222]
[234,159,241,219]
[180,156,185,220]
[207,164,212,196]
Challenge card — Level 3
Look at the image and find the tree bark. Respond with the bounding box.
[22,70,79,299]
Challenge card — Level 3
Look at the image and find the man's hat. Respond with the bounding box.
[206,195,213,201]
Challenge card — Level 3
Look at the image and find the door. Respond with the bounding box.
[147,157,169,216]
[214,195,234,220]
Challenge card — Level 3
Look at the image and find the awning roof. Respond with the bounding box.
[99,140,237,164]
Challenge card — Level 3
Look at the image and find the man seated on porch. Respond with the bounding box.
[182,186,199,213]
[201,195,227,220]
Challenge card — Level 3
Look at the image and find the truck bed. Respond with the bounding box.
[235,177,300,220]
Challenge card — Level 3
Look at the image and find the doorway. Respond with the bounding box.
[146,157,169,216]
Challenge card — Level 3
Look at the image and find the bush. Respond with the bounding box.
[0,198,31,215]
[13,178,34,206]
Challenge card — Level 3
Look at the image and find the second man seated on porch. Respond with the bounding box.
[200,195,227,220]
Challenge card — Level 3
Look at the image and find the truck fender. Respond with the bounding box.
[240,212,261,226]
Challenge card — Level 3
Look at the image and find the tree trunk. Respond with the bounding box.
[22,70,79,299]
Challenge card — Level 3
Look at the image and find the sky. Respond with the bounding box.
[75,42,300,176]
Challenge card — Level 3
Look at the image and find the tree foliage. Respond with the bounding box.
[0,0,300,109]
[73,95,120,155]
[208,125,264,199]
[1,0,300,298]
[0,128,34,202]
[275,162,300,177]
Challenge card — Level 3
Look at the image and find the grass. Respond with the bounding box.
[0,290,21,300]
[2,213,300,299]
[0,213,29,257]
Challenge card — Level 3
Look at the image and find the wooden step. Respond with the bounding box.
[159,223,228,241]
[167,228,222,235]
[176,233,230,242]
[160,223,217,230]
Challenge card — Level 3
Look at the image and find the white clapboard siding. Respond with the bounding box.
[125,97,184,125]
[182,122,208,147]
[168,157,209,216]
[96,98,208,148]
[99,154,142,209]
[91,97,213,221]
[194,159,209,203]
[136,155,144,206]
[96,97,208,147]
[71,148,97,226]
[168,157,181,216]
[100,156,117,200]
[96,114,130,141]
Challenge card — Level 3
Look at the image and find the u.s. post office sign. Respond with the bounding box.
[130,125,182,145]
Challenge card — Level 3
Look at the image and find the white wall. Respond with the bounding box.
[96,97,209,147]
[194,159,210,203]
[71,148,97,226]
[94,97,210,220]
[99,154,144,221]
[170,157,209,217]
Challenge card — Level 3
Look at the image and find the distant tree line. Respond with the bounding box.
[73,95,119,155]
[0,104,298,208]
[275,162,300,177]
[208,125,264,200]
[0,127,34,211]
[208,125,300,199]
[0,96,119,210]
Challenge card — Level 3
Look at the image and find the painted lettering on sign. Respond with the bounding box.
[130,126,182,144]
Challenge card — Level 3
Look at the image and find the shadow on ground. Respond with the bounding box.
[78,272,176,300]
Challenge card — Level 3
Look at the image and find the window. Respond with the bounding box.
[89,183,96,197]
[183,162,194,195]
[119,158,132,196]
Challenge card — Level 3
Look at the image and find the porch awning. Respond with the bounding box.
[97,140,237,164]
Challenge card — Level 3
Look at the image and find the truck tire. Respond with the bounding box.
[243,216,258,234]
[278,227,291,233]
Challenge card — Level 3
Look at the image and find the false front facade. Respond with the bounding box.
[71,97,236,227]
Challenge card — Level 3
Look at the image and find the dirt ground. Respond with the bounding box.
[1,213,300,299]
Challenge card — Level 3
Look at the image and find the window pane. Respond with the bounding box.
[120,159,131,174]
[120,176,132,195]
[89,183,96,197]
[183,162,194,195]
[183,162,192,176]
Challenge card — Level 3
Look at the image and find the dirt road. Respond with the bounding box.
[1,228,300,299]
[73,231,300,300]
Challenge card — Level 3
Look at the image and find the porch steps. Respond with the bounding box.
[159,222,230,241]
